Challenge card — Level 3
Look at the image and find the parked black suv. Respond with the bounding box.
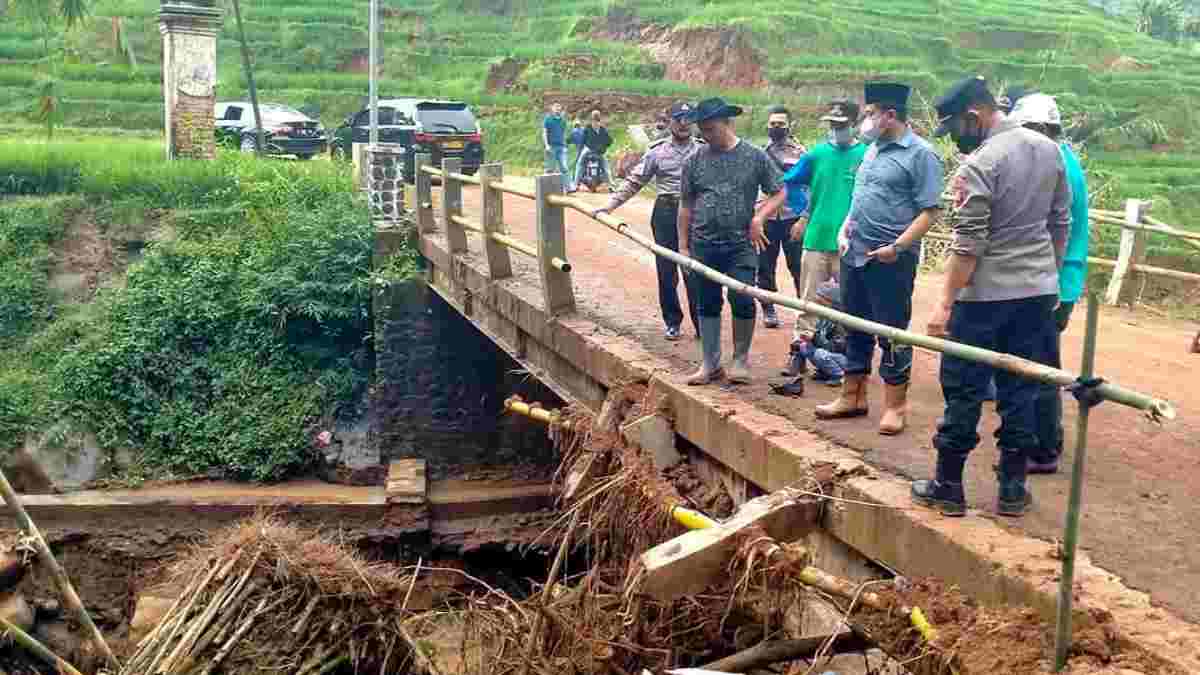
[330,98,484,182]
[214,102,328,160]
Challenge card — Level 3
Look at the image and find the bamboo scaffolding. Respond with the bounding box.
[547,197,1175,423]
[0,468,119,669]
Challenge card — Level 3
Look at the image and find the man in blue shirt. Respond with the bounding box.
[1009,92,1090,475]
[542,103,572,192]
[815,82,944,437]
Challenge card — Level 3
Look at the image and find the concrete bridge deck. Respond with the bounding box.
[406,177,1200,670]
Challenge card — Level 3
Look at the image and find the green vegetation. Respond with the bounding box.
[0,142,381,481]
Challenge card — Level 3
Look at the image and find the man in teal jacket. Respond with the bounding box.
[1010,92,1089,474]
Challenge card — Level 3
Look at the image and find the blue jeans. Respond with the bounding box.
[798,342,847,378]
[545,145,571,191]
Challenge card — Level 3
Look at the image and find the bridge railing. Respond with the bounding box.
[921,198,1200,304]
[414,154,576,315]
[412,156,1175,422]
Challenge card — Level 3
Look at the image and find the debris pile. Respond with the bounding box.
[120,515,421,675]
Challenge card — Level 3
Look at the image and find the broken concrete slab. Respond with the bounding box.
[621,414,682,471]
[639,491,821,601]
[386,459,427,505]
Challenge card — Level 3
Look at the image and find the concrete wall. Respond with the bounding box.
[372,233,559,478]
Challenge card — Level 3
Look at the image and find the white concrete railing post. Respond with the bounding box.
[442,157,467,254]
[414,153,435,234]
[1104,198,1148,306]
[479,163,513,279]
[535,174,575,314]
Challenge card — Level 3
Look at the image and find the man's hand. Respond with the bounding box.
[749,215,770,254]
[789,218,807,242]
[837,229,851,257]
[680,243,691,259]
[867,244,899,264]
[927,301,953,338]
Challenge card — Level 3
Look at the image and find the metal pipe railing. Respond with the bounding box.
[543,194,1175,423]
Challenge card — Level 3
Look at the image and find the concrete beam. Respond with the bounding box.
[639,492,821,601]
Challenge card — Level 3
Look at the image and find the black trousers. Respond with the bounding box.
[1031,301,1076,463]
[650,196,699,332]
[757,217,803,306]
[841,253,918,385]
[692,239,758,320]
[934,295,1057,481]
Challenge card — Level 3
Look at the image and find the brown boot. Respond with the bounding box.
[879,382,909,435]
[815,374,868,419]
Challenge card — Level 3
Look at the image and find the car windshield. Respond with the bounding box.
[416,104,477,134]
[261,104,302,115]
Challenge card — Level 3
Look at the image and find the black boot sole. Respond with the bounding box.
[913,494,967,517]
[996,494,1033,517]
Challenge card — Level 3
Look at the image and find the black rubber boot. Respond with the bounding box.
[996,448,1033,517]
[911,454,967,517]
[780,341,808,377]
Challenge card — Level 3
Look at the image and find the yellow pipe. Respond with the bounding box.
[909,606,937,642]
[670,504,718,530]
[503,397,571,430]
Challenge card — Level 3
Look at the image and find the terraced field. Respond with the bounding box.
[1,0,1197,244]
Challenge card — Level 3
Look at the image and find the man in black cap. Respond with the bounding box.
[815,82,944,437]
[913,76,1071,518]
[595,102,702,341]
[678,97,788,386]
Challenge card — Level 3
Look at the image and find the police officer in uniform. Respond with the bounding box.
[595,102,702,340]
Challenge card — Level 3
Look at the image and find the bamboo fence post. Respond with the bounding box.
[1055,294,1101,671]
[0,468,118,669]
[1104,199,1147,306]
[480,163,513,279]
[442,157,467,254]
[414,153,435,234]
[559,202,1175,421]
[535,174,575,314]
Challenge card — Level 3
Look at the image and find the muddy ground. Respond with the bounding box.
[456,182,1200,624]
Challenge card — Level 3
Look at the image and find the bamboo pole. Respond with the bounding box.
[549,198,1175,423]
[0,468,118,669]
[503,397,572,430]
[1055,295,1101,671]
[0,615,85,675]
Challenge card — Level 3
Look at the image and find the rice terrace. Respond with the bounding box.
[0,0,1198,673]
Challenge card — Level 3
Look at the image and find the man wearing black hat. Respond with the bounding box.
[594,102,702,341]
[913,76,1071,518]
[677,97,788,386]
[815,82,944,437]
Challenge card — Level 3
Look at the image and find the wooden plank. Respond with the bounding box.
[479,163,513,279]
[535,174,575,314]
[386,459,427,505]
[442,157,468,254]
[639,492,821,601]
[1104,199,1147,306]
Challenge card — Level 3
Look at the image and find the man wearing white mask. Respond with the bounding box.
[779,99,868,378]
[815,83,944,437]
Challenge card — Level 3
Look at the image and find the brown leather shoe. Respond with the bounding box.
[878,382,909,435]
[815,374,869,419]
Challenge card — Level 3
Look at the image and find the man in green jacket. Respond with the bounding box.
[780,99,868,376]
[1009,92,1090,475]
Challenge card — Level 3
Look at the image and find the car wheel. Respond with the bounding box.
[296,153,314,161]
[240,135,258,154]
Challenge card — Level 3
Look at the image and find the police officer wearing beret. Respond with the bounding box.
[595,102,702,341]
[913,76,1071,518]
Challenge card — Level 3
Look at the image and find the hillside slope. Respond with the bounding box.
[0,0,1197,225]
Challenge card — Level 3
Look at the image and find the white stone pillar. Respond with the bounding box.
[159,2,222,160]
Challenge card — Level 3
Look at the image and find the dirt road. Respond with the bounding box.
[453,181,1200,622]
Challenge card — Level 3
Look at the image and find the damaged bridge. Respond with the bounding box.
[368,153,1199,673]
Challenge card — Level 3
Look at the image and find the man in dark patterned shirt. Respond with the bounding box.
[595,102,702,341]
[678,98,788,386]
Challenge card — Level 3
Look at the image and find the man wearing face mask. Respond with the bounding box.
[594,102,702,341]
[914,76,1071,518]
[815,83,943,437]
[780,99,867,378]
[755,105,808,330]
